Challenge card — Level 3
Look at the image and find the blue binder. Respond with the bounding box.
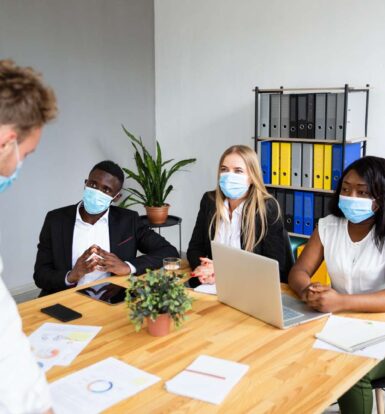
[261,141,272,184]
[303,192,315,236]
[294,191,304,235]
[332,143,361,190]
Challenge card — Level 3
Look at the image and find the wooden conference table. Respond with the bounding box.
[18,273,384,414]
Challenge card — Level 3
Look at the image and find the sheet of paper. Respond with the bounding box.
[29,323,101,370]
[313,315,385,359]
[50,357,160,414]
[194,284,217,295]
[165,355,249,404]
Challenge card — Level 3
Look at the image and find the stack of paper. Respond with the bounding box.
[165,355,249,404]
[194,284,217,295]
[50,357,160,414]
[29,323,101,372]
[314,315,385,359]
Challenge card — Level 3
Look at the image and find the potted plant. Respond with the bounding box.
[120,126,196,224]
[126,269,194,336]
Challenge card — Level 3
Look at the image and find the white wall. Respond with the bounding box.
[154,0,385,252]
[0,0,155,291]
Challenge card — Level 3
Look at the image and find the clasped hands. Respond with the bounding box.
[191,257,215,284]
[301,282,344,313]
[67,244,130,284]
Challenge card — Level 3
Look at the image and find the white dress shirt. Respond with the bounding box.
[214,200,244,249]
[67,204,135,287]
[318,214,385,294]
[0,255,51,414]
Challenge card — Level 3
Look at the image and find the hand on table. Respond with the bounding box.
[191,257,215,284]
[97,248,131,275]
[302,283,343,313]
[67,245,102,283]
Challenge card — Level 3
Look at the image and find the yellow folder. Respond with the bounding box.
[271,142,280,185]
[313,144,324,189]
[323,145,332,190]
[297,244,331,285]
[279,143,291,186]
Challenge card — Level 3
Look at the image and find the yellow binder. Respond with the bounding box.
[297,244,331,285]
[271,142,280,185]
[313,144,324,189]
[323,145,332,190]
[279,143,291,186]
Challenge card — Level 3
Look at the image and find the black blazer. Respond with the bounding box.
[33,204,178,295]
[187,191,294,286]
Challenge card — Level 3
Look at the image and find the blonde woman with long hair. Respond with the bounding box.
[187,145,293,287]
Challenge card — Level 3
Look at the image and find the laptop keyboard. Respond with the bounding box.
[283,306,304,321]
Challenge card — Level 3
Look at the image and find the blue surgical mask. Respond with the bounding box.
[0,142,23,193]
[82,187,115,215]
[338,195,375,223]
[219,172,250,200]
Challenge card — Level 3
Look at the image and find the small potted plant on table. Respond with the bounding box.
[126,269,193,336]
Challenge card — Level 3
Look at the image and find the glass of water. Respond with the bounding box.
[163,257,181,273]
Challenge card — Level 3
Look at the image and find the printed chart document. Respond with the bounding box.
[314,315,385,359]
[194,284,217,295]
[51,357,160,414]
[165,355,249,404]
[29,323,101,371]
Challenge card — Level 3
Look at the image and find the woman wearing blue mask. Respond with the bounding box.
[288,155,385,414]
[186,145,293,287]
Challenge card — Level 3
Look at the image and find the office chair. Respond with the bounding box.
[372,377,385,414]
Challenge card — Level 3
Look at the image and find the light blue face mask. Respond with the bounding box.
[219,172,250,200]
[338,195,375,224]
[83,187,116,215]
[0,142,23,193]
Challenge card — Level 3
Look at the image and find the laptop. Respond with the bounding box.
[211,241,329,329]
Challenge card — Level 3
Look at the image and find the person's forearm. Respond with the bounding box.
[288,269,312,298]
[340,291,385,313]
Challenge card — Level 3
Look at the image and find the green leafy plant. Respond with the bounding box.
[120,126,196,207]
[126,269,194,332]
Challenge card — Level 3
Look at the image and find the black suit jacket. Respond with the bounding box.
[33,204,178,295]
[186,191,294,286]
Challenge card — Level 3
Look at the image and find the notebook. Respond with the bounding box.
[165,355,249,404]
[315,315,385,353]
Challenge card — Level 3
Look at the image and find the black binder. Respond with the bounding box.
[284,191,294,232]
[267,188,276,198]
[323,195,333,216]
[297,95,307,138]
[314,194,323,226]
[306,94,315,138]
[289,95,297,138]
[276,189,286,218]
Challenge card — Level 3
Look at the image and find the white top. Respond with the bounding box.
[69,204,135,287]
[214,200,244,249]
[0,256,51,414]
[318,214,385,294]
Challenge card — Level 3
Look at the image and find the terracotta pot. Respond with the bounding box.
[146,313,171,337]
[145,204,169,225]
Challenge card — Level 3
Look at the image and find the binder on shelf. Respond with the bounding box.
[260,142,272,184]
[271,142,280,185]
[280,143,291,185]
[335,93,345,140]
[346,91,367,139]
[276,189,286,217]
[291,143,302,187]
[313,144,324,189]
[259,94,270,137]
[284,191,294,232]
[314,194,324,226]
[270,94,281,138]
[326,93,337,140]
[323,195,333,216]
[267,188,276,198]
[323,145,332,190]
[294,191,304,235]
[331,143,361,190]
[315,93,327,139]
[303,192,315,236]
[289,95,297,138]
[302,143,313,188]
[280,94,290,138]
[306,94,315,138]
[297,95,307,139]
